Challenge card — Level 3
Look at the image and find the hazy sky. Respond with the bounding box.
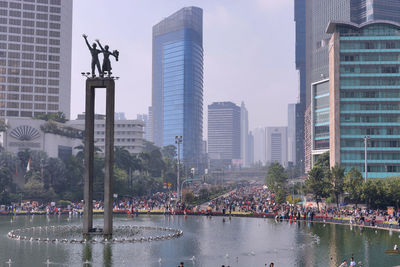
[71,0,298,131]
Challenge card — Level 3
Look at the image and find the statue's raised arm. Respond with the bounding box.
[96,39,105,52]
[82,34,102,77]
[82,34,91,51]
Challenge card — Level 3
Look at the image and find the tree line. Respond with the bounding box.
[266,151,400,210]
[0,141,179,204]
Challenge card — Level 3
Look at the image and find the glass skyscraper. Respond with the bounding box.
[351,0,400,24]
[152,7,203,167]
[328,21,400,178]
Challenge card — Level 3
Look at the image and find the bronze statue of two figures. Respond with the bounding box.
[83,34,119,78]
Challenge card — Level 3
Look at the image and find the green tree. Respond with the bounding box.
[386,178,400,209]
[62,155,84,200]
[34,111,67,123]
[113,166,129,196]
[114,146,132,171]
[361,180,386,209]
[161,145,176,160]
[0,166,12,193]
[23,171,57,201]
[265,163,287,192]
[148,149,165,178]
[314,151,330,171]
[306,166,330,210]
[45,157,65,190]
[329,164,345,208]
[344,167,363,207]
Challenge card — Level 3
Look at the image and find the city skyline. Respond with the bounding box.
[70,0,297,131]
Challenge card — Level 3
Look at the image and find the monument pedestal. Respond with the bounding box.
[83,78,115,237]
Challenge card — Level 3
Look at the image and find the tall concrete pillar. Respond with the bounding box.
[83,80,95,235]
[83,78,115,237]
[103,79,115,236]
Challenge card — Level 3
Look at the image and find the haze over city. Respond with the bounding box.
[71,0,298,130]
[1,0,400,265]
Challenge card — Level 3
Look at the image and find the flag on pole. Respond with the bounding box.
[26,158,31,172]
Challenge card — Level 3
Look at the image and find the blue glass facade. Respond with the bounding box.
[329,21,400,178]
[152,7,203,167]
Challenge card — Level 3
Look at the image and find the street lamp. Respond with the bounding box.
[175,136,183,202]
[364,136,370,182]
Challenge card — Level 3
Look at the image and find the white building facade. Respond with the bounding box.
[68,114,145,155]
[0,117,82,159]
[266,127,288,167]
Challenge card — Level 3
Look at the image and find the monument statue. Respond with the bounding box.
[82,34,102,77]
[95,39,119,77]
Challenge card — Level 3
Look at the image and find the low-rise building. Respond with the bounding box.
[0,118,82,159]
[67,114,144,154]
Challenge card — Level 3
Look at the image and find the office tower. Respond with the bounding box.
[253,127,266,166]
[266,127,288,167]
[294,0,307,170]
[115,112,127,120]
[68,113,144,155]
[137,113,149,141]
[327,21,400,178]
[152,7,203,167]
[295,0,351,170]
[351,0,400,24]
[240,101,250,167]
[304,105,312,172]
[248,131,254,165]
[295,0,400,172]
[0,0,73,119]
[287,104,296,165]
[208,102,241,164]
[310,79,329,168]
[147,106,153,142]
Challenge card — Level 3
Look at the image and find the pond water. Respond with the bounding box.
[0,214,400,266]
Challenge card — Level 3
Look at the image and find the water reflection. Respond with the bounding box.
[1,215,400,266]
[82,244,92,266]
[104,244,112,267]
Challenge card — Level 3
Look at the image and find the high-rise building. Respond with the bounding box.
[115,112,126,120]
[304,105,312,172]
[266,127,288,167]
[287,104,296,165]
[295,0,400,172]
[152,7,203,167]
[137,113,149,141]
[208,102,241,163]
[253,127,266,166]
[240,101,250,167]
[147,106,153,142]
[294,0,307,170]
[248,131,254,165]
[327,20,400,178]
[0,0,73,119]
[310,79,330,167]
[351,0,400,24]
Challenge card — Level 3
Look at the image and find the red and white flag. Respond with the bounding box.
[26,158,31,171]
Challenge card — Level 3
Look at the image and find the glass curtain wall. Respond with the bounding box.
[338,23,400,177]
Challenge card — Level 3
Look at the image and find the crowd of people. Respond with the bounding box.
[2,185,399,228]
